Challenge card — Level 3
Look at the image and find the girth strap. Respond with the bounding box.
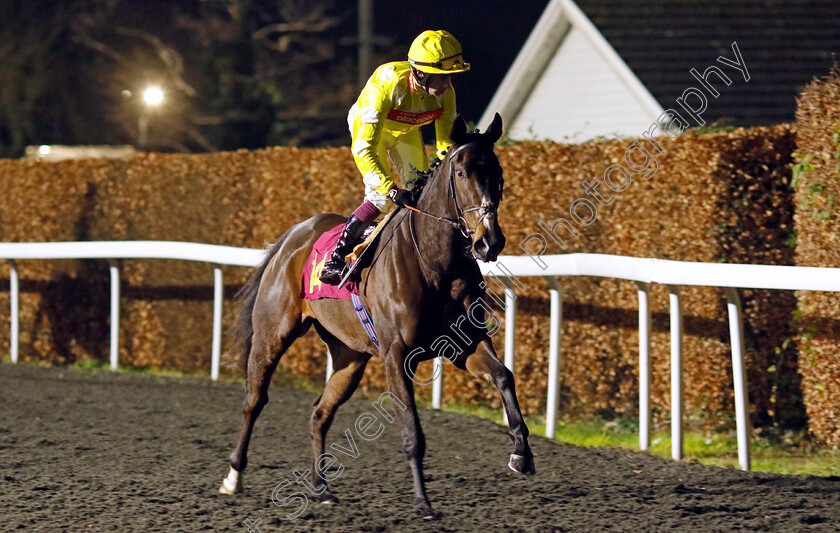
[351,293,379,349]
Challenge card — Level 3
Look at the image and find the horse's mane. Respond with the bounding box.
[404,159,439,204]
[405,130,493,204]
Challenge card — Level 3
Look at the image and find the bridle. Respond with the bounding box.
[404,142,501,240]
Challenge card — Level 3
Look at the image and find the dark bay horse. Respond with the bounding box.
[219,113,534,519]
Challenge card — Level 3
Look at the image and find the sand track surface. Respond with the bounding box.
[2,364,839,532]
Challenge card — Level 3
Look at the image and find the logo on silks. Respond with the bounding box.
[386,108,443,125]
[301,225,359,300]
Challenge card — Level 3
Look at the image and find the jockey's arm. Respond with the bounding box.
[433,87,457,160]
[351,82,396,195]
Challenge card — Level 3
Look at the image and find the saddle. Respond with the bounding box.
[300,209,397,301]
[299,214,390,348]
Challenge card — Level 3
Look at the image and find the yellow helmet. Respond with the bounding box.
[407,30,470,74]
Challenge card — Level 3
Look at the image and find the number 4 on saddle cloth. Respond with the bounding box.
[300,213,395,348]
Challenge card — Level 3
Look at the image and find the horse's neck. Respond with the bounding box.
[416,164,452,220]
[407,166,471,281]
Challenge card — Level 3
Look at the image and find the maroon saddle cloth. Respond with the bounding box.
[300,224,363,300]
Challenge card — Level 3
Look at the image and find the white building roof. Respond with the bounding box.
[479,0,663,142]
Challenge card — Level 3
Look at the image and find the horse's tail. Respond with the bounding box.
[230,230,292,375]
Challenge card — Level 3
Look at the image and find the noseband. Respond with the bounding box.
[406,142,500,239]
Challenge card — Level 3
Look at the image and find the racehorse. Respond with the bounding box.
[219,113,535,519]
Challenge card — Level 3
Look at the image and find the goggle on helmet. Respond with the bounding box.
[407,30,471,75]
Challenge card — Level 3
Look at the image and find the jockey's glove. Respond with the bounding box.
[388,187,413,207]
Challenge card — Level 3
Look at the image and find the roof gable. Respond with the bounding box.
[480,0,662,137]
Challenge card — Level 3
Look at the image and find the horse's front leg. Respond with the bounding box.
[464,339,535,474]
[383,351,439,520]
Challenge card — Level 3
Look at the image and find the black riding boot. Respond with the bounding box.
[319,215,369,285]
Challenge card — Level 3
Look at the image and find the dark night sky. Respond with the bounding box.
[0,1,551,155]
[369,1,550,126]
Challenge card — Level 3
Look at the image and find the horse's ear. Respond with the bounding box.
[450,114,468,144]
[485,112,503,144]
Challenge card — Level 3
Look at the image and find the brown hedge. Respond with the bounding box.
[0,125,800,431]
[482,126,798,428]
[793,68,840,446]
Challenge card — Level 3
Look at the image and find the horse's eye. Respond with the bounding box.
[456,169,465,179]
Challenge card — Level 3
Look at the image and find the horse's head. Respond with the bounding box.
[446,112,506,262]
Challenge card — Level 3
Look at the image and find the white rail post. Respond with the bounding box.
[432,357,443,409]
[723,287,752,471]
[636,282,652,450]
[544,277,562,439]
[109,266,120,370]
[503,281,516,425]
[211,267,223,381]
[325,348,333,384]
[668,284,683,461]
[504,282,516,371]
[10,260,19,364]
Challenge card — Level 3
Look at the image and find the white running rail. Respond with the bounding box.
[473,254,840,472]
[1,241,264,381]
[3,242,840,471]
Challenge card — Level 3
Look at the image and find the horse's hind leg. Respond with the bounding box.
[308,338,370,503]
[220,323,306,495]
[461,339,535,474]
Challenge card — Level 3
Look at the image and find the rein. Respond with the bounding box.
[408,209,462,274]
[404,141,501,273]
[403,142,498,240]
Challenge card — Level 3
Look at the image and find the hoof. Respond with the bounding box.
[219,467,243,495]
[312,489,339,505]
[415,500,441,521]
[508,453,536,475]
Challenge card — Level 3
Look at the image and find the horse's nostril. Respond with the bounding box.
[474,237,490,259]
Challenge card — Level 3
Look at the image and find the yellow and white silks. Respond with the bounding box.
[348,61,456,210]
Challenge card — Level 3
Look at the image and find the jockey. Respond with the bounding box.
[319,29,470,285]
